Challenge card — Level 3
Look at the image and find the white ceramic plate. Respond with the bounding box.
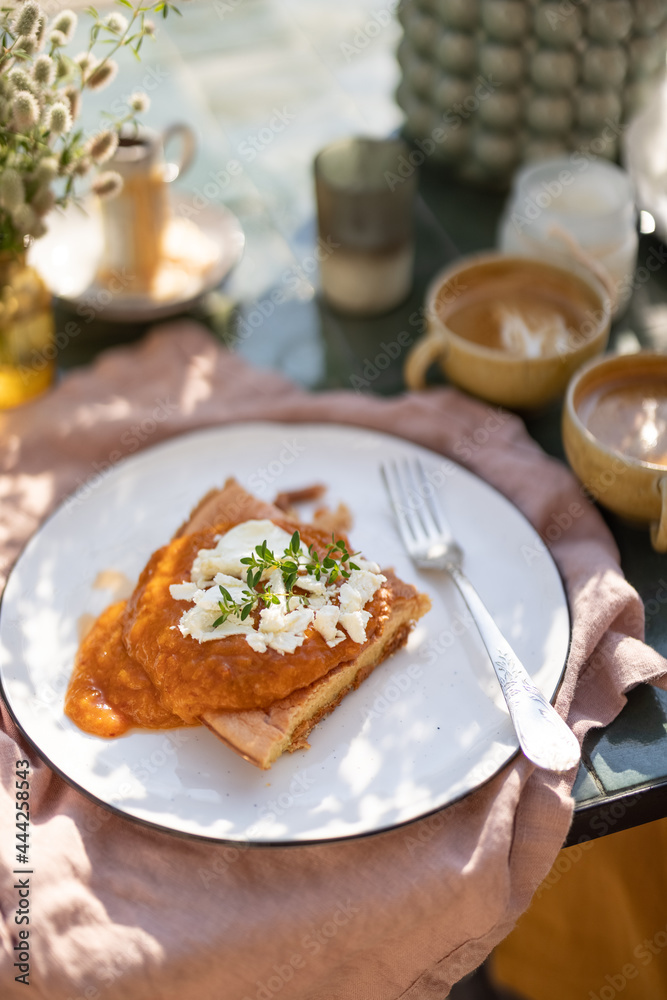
[0,424,570,844]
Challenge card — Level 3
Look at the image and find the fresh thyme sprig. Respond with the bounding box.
[210,584,279,628]
[306,537,359,584]
[210,531,360,629]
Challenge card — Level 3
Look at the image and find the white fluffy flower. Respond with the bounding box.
[31,185,55,217]
[11,1,41,37]
[51,9,77,42]
[15,35,36,54]
[70,156,91,178]
[34,156,59,184]
[12,202,46,239]
[12,90,40,130]
[128,91,150,114]
[34,14,46,49]
[86,59,118,91]
[62,84,81,121]
[45,100,72,134]
[91,170,123,199]
[74,52,96,73]
[0,169,25,211]
[49,28,66,47]
[86,129,119,164]
[8,68,34,93]
[104,11,128,34]
[32,54,55,86]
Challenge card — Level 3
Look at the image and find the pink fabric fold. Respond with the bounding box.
[1,323,665,1000]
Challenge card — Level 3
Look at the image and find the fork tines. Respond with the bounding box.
[380,457,451,548]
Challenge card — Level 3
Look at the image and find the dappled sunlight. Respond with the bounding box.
[0,471,56,537]
[178,350,217,414]
[0,425,570,843]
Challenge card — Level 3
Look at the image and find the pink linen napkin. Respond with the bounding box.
[1,323,665,1000]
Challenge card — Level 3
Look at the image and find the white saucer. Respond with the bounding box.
[29,192,245,323]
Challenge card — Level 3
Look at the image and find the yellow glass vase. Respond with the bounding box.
[0,252,55,409]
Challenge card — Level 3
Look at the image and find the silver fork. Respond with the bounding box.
[381,457,581,773]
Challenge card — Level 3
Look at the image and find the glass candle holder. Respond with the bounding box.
[314,137,417,316]
[498,156,638,317]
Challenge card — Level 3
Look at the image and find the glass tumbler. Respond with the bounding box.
[314,137,417,316]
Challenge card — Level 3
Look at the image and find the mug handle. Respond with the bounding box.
[650,476,667,553]
[161,123,196,182]
[404,329,448,390]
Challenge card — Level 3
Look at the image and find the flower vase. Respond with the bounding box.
[0,252,55,409]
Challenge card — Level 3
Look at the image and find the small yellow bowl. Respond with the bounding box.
[404,252,612,410]
[562,351,667,552]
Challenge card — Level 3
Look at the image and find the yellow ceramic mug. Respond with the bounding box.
[562,351,667,553]
[404,252,611,410]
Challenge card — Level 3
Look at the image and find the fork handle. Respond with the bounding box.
[449,566,581,773]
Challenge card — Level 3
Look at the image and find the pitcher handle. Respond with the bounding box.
[161,123,196,182]
[650,476,667,553]
[404,329,448,390]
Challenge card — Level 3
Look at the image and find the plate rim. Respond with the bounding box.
[0,420,573,846]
